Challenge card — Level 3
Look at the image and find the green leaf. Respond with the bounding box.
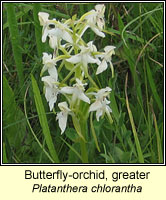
[61,138,82,162]
[125,74,144,163]
[64,60,74,71]
[65,128,79,142]
[5,4,24,95]
[3,75,26,151]
[31,74,60,163]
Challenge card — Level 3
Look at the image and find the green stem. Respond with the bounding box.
[86,72,99,89]
[61,64,80,84]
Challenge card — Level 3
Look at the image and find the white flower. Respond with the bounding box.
[41,76,59,111]
[87,41,101,65]
[38,12,52,43]
[89,87,112,121]
[38,12,73,49]
[96,45,116,75]
[56,102,71,134]
[41,53,58,80]
[80,4,105,38]
[38,12,49,26]
[61,78,90,104]
[95,4,105,30]
[48,22,73,44]
[66,43,99,69]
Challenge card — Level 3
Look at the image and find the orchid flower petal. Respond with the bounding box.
[56,112,68,134]
[38,12,49,26]
[86,54,98,64]
[42,26,49,42]
[96,109,103,121]
[79,92,90,104]
[61,87,74,94]
[89,100,102,112]
[48,67,58,81]
[91,26,105,38]
[96,59,107,75]
[66,54,81,64]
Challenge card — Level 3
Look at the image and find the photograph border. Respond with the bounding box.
[1,0,165,166]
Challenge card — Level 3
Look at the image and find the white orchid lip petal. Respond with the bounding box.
[49,96,57,111]
[96,59,107,75]
[41,75,59,111]
[89,100,102,112]
[49,35,58,49]
[56,112,68,134]
[79,92,90,104]
[91,27,105,38]
[96,109,103,121]
[56,101,70,134]
[48,67,58,81]
[86,55,98,64]
[59,113,67,134]
[106,105,112,113]
[42,27,49,42]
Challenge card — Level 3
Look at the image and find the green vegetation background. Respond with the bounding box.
[3,3,164,164]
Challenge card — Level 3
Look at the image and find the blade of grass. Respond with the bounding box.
[31,74,60,163]
[121,7,162,47]
[118,12,143,106]
[60,138,82,161]
[3,75,26,149]
[150,104,163,163]
[3,5,32,30]
[24,86,55,163]
[146,61,163,112]
[109,79,137,156]
[125,73,144,163]
[135,32,162,68]
[3,143,8,163]
[5,3,24,95]
[33,3,44,57]
[90,112,101,152]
